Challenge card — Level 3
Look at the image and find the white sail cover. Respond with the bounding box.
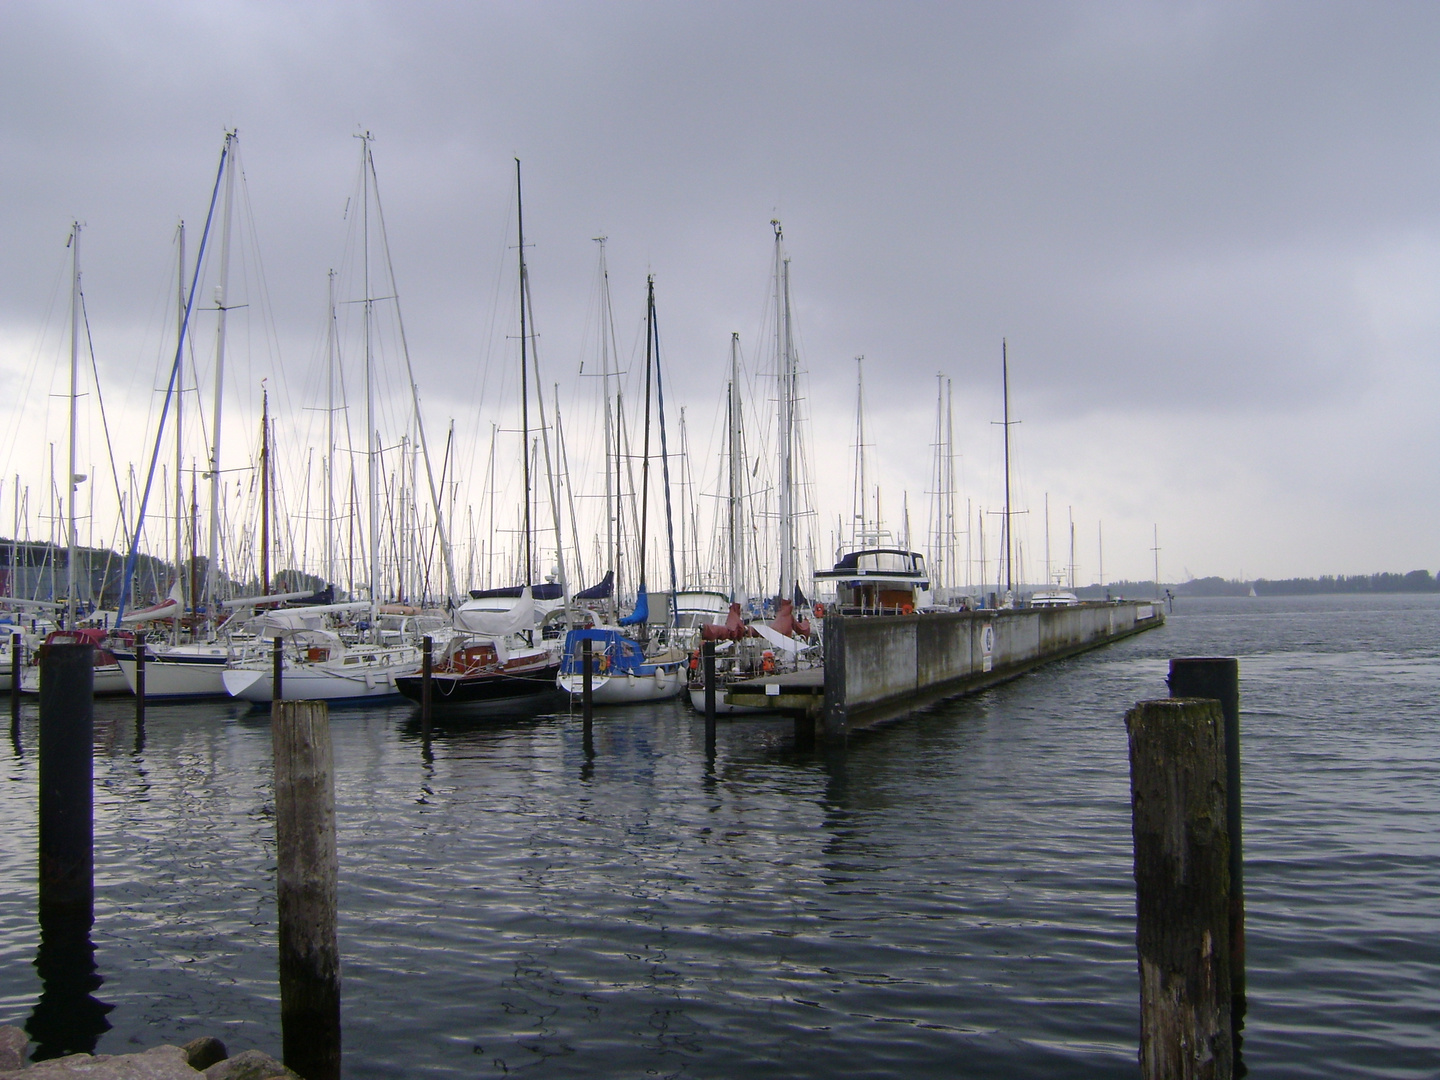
[455,587,536,637]
[751,621,805,655]
[244,609,343,647]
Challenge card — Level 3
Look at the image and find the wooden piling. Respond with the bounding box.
[272,636,283,703]
[1126,698,1232,1080]
[702,640,716,753]
[271,700,340,1080]
[134,637,146,725]
[420,636,433,740]
[10,632,21,727]
[38,643,95,922]
[1168,657,1245,1022]
[581,638,594,755]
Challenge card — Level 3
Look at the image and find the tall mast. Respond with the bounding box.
[1001,339,1013,597]
[205,130,237,627]
[773,220,795,605]
[854,357,868,548]
[516,159,532,587]
[727,332,742,602]
[360,132,380,633]
[652,278,680,628]
[595,237,618,621]
[259,385,270,594]
[174,221,186,643]
[636,276,655,605]
[66,222,80,628]
[325,268,336,591]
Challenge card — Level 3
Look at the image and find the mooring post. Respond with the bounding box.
[702,639,716,753]
[10,632,21,727]
[420,636,433,740]
[581,638,594,754]
[134,636,146,725]
[272,699,340,1080]
[1126,697,1233,1080]
[39,642,95,923]
[1168,656,1245,1029]
[272,636,283,703]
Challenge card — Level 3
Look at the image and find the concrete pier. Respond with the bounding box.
[818,600,1164,737]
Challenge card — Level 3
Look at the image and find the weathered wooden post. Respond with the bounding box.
[10,632,21,726]
[134,636,146,725]
[39,642,94,922]
[1168,656,1245,1028]
[272,636,283,703]
[581,638,594,724]
[420,636,433,741]
[272,700,340,1080]
[1125,698,1232,1080]
[702,639,716,754]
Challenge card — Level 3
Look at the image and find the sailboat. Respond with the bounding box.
[222,133,438,705]
[396,158,563,712]
[688,222,818,713]
[557,275,686,704]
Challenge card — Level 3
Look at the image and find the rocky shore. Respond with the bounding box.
[0,1029,301,1080]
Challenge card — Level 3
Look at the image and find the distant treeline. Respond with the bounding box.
[1177,572,1439,597]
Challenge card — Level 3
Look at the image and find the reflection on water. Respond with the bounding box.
[27,906,113,1060]
[0,596,1435,1078]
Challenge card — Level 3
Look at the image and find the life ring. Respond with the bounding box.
[812,602,825,618]
[901,602,914,615]
[597,651,610,673]
[688,648,700,671]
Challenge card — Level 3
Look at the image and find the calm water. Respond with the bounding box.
[1,595,1437,1077]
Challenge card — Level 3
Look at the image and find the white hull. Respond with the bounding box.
[117,646,233,699]
[223,647,418,703]
[558,663,686,704]
[21,663,130,696]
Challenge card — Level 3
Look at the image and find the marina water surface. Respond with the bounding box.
[1,594,1437,1078]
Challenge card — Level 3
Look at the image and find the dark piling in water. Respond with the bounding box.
[420,636,433,742]
[1126,697,1233,1080]
[702,639,716,755]
[39,642,94,922]
[133,637,146,725]
[271,700,340,1080]
[1168,655,1245,1033]
[10,632,21,728]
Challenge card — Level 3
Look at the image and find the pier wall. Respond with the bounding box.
[822,601,1162,735]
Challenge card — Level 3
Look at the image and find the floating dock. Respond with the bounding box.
[723,600,1165,738]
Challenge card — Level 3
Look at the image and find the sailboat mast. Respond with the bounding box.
[727,332,741,602]
[66,222,80,628]
[773,220,795,605]
[325,268,336,591]
[596,237,618,621]
[205,130,237,627]
[637,276,655,597]
[855,357,868,548]
[260,386,270,595]
[1002,339,1013,597]
[174,221,186,643]
[516,159,532,587]
[360,133,380,634]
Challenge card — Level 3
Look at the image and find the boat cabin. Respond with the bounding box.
[813,548,932,615]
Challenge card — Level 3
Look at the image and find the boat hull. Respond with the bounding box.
[115,647,233,699]
[396,662,565,712]
[558,662,686,703]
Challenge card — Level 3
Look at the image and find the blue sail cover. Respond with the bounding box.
[559,626,648,676]
[618,586,649,626]
[574,570,614,601]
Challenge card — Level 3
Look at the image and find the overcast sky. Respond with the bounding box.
[3,1,1439,586]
